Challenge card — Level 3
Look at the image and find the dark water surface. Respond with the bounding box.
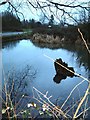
[2,39,90,117]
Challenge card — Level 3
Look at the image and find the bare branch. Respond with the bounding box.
[0,0,10,5]
[27,0,37,9]
[0,1,7,5]
[8,1,24,19]
[48,1,88,10]
[1,0,89,24]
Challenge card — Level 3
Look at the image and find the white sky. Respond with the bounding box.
[0,0,90,23]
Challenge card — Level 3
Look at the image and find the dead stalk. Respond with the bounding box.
[33,87,68,118]
[73,84,90,119]
[44,54,90,83]
[43,30,90,119]
[78,28,90,54]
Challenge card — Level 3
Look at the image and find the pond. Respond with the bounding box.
[2,39,90,118]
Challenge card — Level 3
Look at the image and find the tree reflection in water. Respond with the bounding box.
[53,58,76,84]
[53,73,67,84]
[32,41,90,72]
[2,40,20,49]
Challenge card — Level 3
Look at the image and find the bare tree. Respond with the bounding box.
[78,9,88,24]
[88,1,90,22]
[0,0,89,24]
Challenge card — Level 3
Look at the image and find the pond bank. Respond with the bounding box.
[32,33,90,46]
[1,30,32,42]
[1,33,31,42]
[1,32,90,49]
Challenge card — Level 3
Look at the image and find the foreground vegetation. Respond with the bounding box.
[1,1,90,119]
[1,30,90,119]
[1,9,90,120]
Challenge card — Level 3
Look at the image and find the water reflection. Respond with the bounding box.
[53,58,76,84]
[2,40,20,49]
[61,44,90,71]
[32,41,90,72]
[53,74,67,84]
[2,39,90,118]
[75,47,90,70]
[31,41,62,49]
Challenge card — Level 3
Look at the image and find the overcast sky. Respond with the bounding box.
[0,0,90,23]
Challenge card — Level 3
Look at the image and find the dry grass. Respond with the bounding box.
[78,28,90,54]
[1,66,36,119]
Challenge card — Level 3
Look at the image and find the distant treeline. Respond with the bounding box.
[1,11,43,32]
[2,12,22,32]
[1,11,90,42]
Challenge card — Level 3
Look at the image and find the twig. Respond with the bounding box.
[73,84,90,119]
[78,28,90,54]
[8,94,17,119]
[65,98,81,115]
[2,68,10,119]
[44,54,90,83]
[83,97,88,118]
[33,87,68,118]
[75,106,90,119]
[61,79,85,109]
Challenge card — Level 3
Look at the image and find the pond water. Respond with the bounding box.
[2,39,90,117]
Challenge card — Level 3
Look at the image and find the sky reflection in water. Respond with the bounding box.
[2,40,89,105]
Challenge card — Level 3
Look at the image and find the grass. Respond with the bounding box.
[23,28,32,33]
[32,26,79,43]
